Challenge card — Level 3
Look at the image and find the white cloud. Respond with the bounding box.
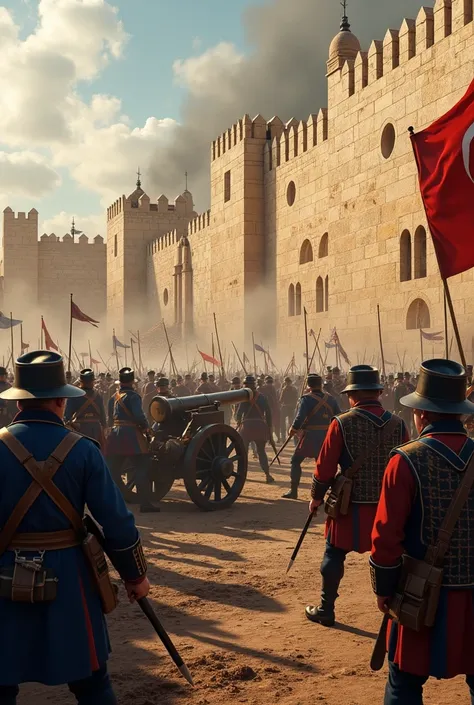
[40,210,105,238]
[173,42,244,98]
[0,151,60,198]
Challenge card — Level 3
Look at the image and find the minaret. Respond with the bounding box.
[327,0,361,76]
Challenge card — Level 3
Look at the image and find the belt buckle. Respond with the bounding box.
[14,550,45,572]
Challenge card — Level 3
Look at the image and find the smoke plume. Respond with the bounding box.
[148,0,434,209]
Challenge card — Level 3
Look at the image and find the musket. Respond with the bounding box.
[370,613,390,671]
[286,510,315,573]
[84,515,194,686]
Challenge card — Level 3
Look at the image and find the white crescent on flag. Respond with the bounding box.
[462,121,474,184]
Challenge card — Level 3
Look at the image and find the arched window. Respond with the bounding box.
[295,283,302,316]
[414,226,427,279]
[324,275,329,312]
[288,284,295,317]
[400,230,412,282]
[316,277,324,313]
[319,232,329,258]
[299,239,313,264]
[406,298,431,330]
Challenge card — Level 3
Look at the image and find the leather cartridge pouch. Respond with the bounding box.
[388,453,474,631]
[0,553,58,603]
[324,415,400,519]
[0,429,118,613]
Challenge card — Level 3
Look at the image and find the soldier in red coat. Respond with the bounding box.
[371,359,474,704]
[306,365,408,626]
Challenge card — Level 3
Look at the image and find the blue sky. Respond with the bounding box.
[0,0,266,235]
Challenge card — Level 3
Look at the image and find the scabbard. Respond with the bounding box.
[370,613,390,671]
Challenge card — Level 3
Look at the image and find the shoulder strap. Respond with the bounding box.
[425,452,474,567]
[71,395,100,423]
[115,392,135,421]
[345,414,401,481]
[0,429,84,556]
[301,393,330,428]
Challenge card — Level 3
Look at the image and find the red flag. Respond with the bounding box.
[198,349,221,367]
[41,318,59,351]
[90,357,101,365]
[71,300,99,327]
[411,79,474,279]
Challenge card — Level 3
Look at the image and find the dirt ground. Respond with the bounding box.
[23,449,470,704]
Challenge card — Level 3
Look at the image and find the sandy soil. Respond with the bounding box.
[22,450,469,704]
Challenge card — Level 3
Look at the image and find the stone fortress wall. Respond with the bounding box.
[135,0,473,364]
[1,0,473,367]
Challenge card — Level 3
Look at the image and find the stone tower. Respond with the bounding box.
[1,208,39,312]
[106,174,196,338]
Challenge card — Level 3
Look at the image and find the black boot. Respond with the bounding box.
[282,487,298,499]
[305,605,335,627]
[265,473,275,484]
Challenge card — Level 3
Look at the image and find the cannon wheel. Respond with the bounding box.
[112,459,175,504]
[183,424,247,511]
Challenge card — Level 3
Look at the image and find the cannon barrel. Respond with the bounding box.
[149,388,253,424]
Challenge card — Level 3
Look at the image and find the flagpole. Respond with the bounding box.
[376,305,386,380]
[40,316,44,349]
[97,350,110,372]
[211,332,215,377]
[213,313,225,380]
[137,330,143,376]
[10,313,14,364]
[444,290,449,359]
[197,345,207,374]
[252,332,257,376]
[420,328,424,362]
[113,329,120,371]
[303,307,310,375]
[231,341,247,375]
[88,339,92,368]
[67,293,73,374]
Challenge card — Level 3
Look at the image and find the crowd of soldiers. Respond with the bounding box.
[0,350,474,703]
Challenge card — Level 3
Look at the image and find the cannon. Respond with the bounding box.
[113,388,252,511]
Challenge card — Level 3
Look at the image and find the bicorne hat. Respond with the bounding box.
[118,367,134,384]
[0,351,85,400]
[342,365,383,393]
[400,359,474,415]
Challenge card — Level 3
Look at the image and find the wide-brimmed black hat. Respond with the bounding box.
[400,359,474,414]
[0,351,85,400]
[80,368,95,383]
[244,375,256,386]
[200,372,208,381]
[117,367,134,384]
[342,365,383,393]
[156,377,169,387]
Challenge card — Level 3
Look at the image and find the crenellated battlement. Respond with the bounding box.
[107,191,194,221]
[188,210,211,235]
[147,229,179,256]
[39,233,104,245]
[264,110,328,172]
[338,0,472,101]
[211,114,268,162]
[3,207,38,221]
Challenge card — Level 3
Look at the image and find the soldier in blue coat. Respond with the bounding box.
[282,374,340,499]
[65,369,107,450]
[0,366,15,427]
[235,375,275,483]
[105,367,159,513]
[0,351,149,704]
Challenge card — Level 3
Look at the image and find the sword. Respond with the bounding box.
[268,433,281,465]
[84,515,194,686]
[138,597,194,685]
[286,510,315,573]
[270,433,293,467]
[370,613,390,671]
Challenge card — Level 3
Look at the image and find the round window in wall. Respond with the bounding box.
[163,288,169,306]
[287,180,296,206]
[381,123,396,159]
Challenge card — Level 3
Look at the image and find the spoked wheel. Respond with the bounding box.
[111,458,175,503]
[183,424,247,511]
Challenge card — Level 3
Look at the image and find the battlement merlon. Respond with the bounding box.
[333,0,472,103]
[3,207,38,222]
[39,233,105,245]
[107,190,194,222]
[265,110,328,172]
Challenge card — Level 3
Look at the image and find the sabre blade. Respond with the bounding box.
[179,662,195,686]
[286,558,295,574]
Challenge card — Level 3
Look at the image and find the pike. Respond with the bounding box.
[84,516,194,686]
[286,510,316,573]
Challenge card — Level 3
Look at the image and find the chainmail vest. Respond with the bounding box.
[337,409,405,503]
[397,438,474,587]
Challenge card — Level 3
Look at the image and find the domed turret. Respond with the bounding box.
[327,12,361,76]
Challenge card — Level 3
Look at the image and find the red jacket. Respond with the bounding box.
[371,425,474,678]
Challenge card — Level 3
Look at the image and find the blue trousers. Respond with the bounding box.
[384,662,474,705]
[0,665,117,704]
[320,541,348,614]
